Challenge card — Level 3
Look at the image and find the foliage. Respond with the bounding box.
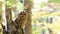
[16,2,24,10]
[3,0,24,10]
[6,0,16,4]
[40,2,45,8]
[49,0,60,3]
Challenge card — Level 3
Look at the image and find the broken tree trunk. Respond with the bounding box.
[24,0,32,34]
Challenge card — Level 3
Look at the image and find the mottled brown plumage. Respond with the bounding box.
[14,11,28,34]
[15,11,28,28]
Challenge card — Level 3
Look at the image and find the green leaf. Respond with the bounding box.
[49,0,60,3]
[5,1,12,8]
[6,0,16,4]
[16,2,24,10]
[40,2,45,8]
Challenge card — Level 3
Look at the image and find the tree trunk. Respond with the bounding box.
[0,1,3,34]
[5,0,14,34]
[5,5,12,34]
[24,9,32,34]
[24,0,32,34]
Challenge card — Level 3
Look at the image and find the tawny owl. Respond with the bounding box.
[15,11,28,29]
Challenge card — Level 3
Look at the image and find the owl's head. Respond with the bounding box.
[17,11,28,20]
[18,11,27,17]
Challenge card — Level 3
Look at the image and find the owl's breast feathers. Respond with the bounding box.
[15,11,28,28]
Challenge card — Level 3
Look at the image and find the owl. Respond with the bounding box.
[15,11,28,29]
[14,11,28,34]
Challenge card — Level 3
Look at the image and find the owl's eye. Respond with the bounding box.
[24,13,26,15]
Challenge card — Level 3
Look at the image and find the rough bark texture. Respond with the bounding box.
[24,0,32,34]
[5,6,14,34]
[25,10,32,34]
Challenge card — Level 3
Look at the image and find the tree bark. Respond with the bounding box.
[24,0,32,34]
[24,9,32,34]
[5,0,15,34]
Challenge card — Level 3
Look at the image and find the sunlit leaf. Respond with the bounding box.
[49,0,60,3]
[16,2,24,10]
